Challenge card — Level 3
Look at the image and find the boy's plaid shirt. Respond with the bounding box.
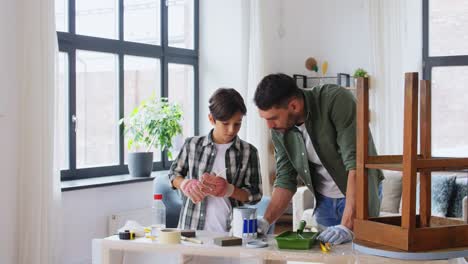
[168,131,262,230]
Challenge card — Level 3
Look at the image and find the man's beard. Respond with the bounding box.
[274,111,301,133]
[288,111,302,128]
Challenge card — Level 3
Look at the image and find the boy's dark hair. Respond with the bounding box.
[209,88,247,121]
[254,73,303,110]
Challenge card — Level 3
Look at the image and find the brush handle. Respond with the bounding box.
[297,220,306,235]
[181,236,203,244]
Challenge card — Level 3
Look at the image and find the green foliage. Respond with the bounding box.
[119,96,183,159]
[353,68,369,78]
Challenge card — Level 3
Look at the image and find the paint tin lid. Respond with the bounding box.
[246,240,268,248]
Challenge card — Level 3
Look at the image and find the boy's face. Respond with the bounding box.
[209,111,243,144]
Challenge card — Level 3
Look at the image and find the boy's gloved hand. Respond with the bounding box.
[179,179,207,204]
[201,173,234,198]
[317,224,354,245]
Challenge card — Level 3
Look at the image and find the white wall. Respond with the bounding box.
[199,0,372,135]
[0,0,19,263]
[199,0,421,155]
[61,182,153,264]
[199,0,249,137]
[278,0,371,76]
[199,0,284,137]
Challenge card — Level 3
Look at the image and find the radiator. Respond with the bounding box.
[108,207,151,236]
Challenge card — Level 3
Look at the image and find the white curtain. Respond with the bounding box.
[367,0,422,155]
[16,0,62,263]
[244,0,279,196]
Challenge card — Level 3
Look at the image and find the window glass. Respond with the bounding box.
[168,63,194,155]
[58,52,69,170]
[168,0,194,49]
[431,66,468,157]
[76,0,118,39]
[76,50,119,168]
[124,0,161,45]
[429,0,468,56]
[124,55,161,162]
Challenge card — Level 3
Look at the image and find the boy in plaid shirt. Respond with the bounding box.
[169,88,262,232]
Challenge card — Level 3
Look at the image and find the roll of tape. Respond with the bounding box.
[158,228,181,244]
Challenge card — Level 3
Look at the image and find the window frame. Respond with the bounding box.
[422,0,468,80]
[58,0,199,181]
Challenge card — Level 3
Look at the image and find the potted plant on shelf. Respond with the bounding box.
[120,96,183,177]
[353,68,369,87]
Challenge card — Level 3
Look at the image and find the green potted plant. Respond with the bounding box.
[120,96,183,177]
[353,68,369,87]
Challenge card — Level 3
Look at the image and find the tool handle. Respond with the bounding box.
[181,236,203,244]
[297,220,306,235]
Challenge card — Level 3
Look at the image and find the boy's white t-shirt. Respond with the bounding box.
[203,142,233,233]
[296,123,344,198]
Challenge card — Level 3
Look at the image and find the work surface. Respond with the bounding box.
[92,231,467,264]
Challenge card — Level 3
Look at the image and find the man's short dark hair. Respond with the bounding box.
[209,88,247,121]
[254,73,303,110]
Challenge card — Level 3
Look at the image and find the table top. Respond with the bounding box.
[94,231,464,264]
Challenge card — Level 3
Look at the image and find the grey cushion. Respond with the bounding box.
[380,171,402,213]
[415,174,457,217]
[447,177,468,217]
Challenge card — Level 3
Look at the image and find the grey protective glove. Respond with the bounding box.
[316,224,354,245]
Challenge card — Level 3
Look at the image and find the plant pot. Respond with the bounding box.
[128,152,153,177]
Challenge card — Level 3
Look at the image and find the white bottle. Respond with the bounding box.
[151,194,166,237]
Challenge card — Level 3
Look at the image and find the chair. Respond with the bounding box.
[152,174,182,228]
[354,73,468,251]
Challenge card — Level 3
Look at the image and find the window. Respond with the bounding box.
[423,0,468,157]
[56,0,199,180]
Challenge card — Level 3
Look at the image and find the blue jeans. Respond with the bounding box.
[314,184,383,227]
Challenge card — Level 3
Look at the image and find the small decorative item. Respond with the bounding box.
[305,57,318,72]
[353,68,369,87]
[120,96,183,177]
[321,61,329,76]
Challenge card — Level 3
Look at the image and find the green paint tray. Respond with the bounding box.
[275,231,319,250]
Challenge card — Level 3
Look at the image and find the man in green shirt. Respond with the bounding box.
[254,73,383,245]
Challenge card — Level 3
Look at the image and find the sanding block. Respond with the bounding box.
[213,236,243,246]
[180,229,196,238]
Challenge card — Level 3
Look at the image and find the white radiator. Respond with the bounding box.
[108,207,151,236]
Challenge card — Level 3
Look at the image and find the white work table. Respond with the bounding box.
[92,231,463,264]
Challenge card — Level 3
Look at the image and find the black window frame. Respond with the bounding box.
[58,0,199,181]
[422,0,468,80]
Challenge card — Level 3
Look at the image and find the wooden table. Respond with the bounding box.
[91,231,464,264]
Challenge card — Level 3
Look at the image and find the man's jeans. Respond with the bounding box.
[314,184,383,227]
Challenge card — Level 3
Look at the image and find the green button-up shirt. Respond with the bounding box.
[272,84,384,217]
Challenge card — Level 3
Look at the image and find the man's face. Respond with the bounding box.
[209,111,243,143]
[258,104,299,133]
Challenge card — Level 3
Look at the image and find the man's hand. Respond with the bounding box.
[317,225,354,245]
[201,173,234,197]
[180,179,208,203]
[257,217,271,235]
